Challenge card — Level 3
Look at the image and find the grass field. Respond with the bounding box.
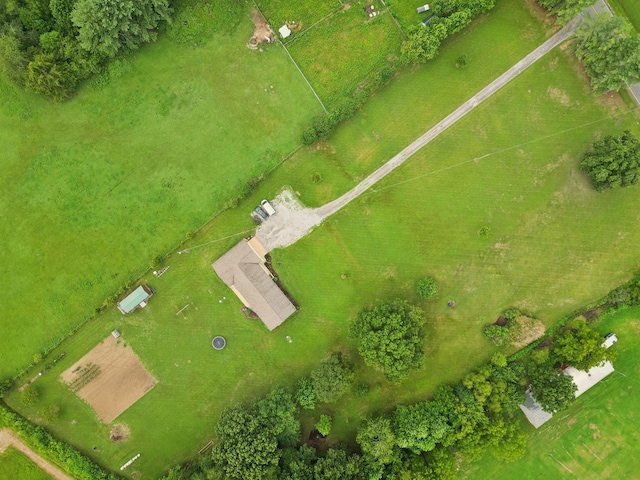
[256,0,343,32]
[463,305,640,479]
[0,11,322,379]
[385,0,433,30]
[284,0,403,107]
[4,0,640,478]
[608,0,640,31]
[0,447,52,480]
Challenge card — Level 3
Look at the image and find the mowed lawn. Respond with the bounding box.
[463,306,640,479]
[0,14,322,378]
[5,1,640,479]
[0,447,52,480]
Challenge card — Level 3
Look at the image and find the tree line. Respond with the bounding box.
[162,295,618,480]
[0,0,171,99]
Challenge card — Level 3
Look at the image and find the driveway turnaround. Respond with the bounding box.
[256,16,583,252]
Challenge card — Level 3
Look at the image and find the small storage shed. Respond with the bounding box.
[279,25,291,39]
[117,285,154,314]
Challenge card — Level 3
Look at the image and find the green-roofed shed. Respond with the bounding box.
[118,285,154,314]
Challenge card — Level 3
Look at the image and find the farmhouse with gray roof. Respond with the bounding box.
[213,237,296,331]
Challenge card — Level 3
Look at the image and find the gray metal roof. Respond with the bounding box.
[520,361,616,429]
[519,389,553,428]
[212,239,296,330]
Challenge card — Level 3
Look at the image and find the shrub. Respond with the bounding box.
[416,277,438,299]
[315,415,332,436]
[20,385,39,406]
[295,377,317,410]
[0,379,12,397]
[355,383,370,397]
[483,324,510,346]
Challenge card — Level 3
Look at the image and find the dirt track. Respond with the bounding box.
[0,429,75,480]
[256,16,582,252]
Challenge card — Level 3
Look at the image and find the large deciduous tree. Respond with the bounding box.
[573,16,640,94]
[295,354,354,409]
[552,319,614,370]
[528,364,577,413]
[537,0,596,24]
[212,404,280,479]
[581,130,640,191]
[351,300,426,382]
[71,0,171,58]
[393,401,453,454]
[212,386,300,479]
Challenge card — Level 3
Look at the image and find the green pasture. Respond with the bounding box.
[286,0,403,107]
[463,306,640,479]
[385,0,434,31]
[257,0,343,31]
[0,13,321,379]
[608,0,640,30]
[0,447,52,480]
[5,0,640,478]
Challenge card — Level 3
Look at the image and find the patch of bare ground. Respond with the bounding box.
[61,335,157,423]
[523,0,558,34]
[0,429,74,480]
[594,90,628,114]
[547,86,571,106]
[110,423,130,442]
[511,316,545,348]
[590,423,601,440]
[247,9,274,50]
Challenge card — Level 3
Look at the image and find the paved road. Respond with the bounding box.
[257,15,583,252]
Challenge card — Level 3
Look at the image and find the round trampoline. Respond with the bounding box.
[212,336,226,350]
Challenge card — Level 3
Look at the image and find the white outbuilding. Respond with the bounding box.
[279,25,291,39]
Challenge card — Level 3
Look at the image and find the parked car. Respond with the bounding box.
[416,3,430,14]
[261,199,276,216]
[250,211,264,224]
[255,205,269,220]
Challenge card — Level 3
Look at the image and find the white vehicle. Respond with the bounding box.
[261,199,276,216]
[416,4,430,14]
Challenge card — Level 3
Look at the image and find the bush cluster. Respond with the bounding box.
[301,67,396,145]
[401,0,496,64]
[0,403,122,479]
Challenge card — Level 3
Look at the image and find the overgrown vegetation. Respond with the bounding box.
[401,0,496,64]
[0,403,122,479]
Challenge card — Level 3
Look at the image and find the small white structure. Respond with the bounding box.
[111,329,121,339]
[565,361,615,397]
[416,4,430,13]
[603,333,618,349]
[279,25,291,39]
[520,361,616,428]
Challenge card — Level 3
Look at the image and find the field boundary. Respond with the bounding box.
[0,429,74,480]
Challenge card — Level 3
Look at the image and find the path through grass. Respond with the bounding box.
[0,447,52,480]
